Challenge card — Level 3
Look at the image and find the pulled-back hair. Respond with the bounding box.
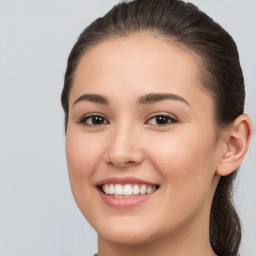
[61,1,245,255]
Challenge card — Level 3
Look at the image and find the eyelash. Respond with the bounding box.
[78,114,109,126]
[146,114,177,126]
[78,113,177,127]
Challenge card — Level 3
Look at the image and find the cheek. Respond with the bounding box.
[66,130,102,173]
[65,129,104,198]
[146,126,218,202]
[65,129,108,221]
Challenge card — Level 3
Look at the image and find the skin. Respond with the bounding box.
[65,33,252,256]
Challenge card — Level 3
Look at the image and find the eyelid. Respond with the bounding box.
[145,113,178,126]
[78,113,109,126]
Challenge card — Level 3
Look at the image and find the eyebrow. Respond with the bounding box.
[73,94,109,105]
[73,93,190,107]
[138,93,191,106]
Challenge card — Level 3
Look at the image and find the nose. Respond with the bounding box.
[103,124,144,168]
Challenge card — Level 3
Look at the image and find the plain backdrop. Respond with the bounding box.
[0,1,255,255]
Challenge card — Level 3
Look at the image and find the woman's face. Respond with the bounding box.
[66,33,222,245]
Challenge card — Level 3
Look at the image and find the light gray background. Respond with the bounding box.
[0,1,255,255]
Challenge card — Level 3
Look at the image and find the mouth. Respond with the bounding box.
[96,177,160,208]
[97,183,159,198]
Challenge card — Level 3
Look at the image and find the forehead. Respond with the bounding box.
[70,32,212,111]
[74,33,201,81]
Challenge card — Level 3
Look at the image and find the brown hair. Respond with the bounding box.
[61,0,245,255]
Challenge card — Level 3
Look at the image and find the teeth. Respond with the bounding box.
[146,186,153,194]
[109,184,115,195]
[133,184,140,195]
[140,184,146,195]
[123,184,133,196]
[103,184,109,194]
[101,184,157,196]
[115,184,123,195]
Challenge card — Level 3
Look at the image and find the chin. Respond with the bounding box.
[96,221,159,246]
[100,232,155,247]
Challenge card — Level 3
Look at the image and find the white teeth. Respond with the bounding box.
[123,184,133,196]
[146,185,153,194]
[103,184,109,194]
[101,183,157,196]
[140,185,146,195]
[133,184,140,195]
[109,184,115,195]
[115,184,123,195]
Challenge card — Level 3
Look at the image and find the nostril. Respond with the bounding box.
[105,157,140,168]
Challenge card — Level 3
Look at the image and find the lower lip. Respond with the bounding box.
[98,189,157,208]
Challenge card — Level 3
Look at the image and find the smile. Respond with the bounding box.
[101,184,158,197]
[97,177,159,208]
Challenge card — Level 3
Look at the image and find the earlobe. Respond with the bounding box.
[216,114,252,176]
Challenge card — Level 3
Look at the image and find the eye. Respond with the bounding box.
[146,114,177,126]
[79,114,109,126]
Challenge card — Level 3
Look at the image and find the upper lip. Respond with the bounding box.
[96,176,158,186]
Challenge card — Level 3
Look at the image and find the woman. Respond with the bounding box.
[61,0,252,255]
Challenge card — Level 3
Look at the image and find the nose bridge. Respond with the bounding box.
[104,119,143,167]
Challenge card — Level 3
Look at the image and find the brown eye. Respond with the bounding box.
[146,115,177,126]
[80,115,109,126]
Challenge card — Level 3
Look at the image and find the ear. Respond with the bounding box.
[216,114,252,176]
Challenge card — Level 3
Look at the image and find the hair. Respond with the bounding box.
[61,0,245,255]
